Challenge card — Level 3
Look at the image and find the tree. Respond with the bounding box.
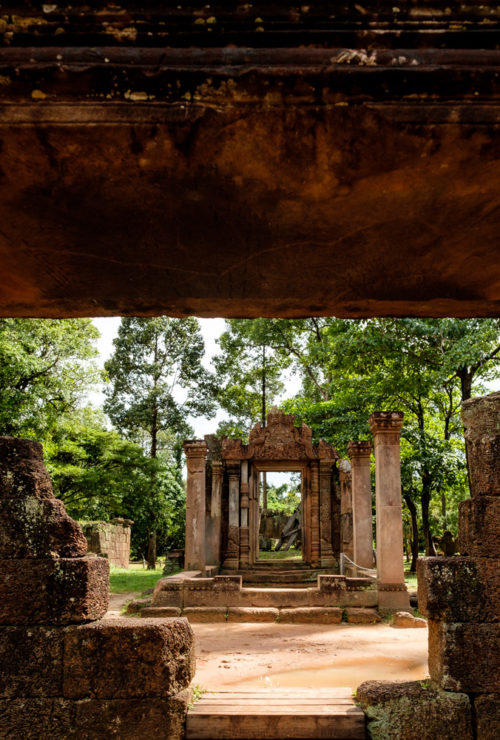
[104,317,215,567]
[0,318,100,438]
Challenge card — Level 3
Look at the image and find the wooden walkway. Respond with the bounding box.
[186,688,366,739]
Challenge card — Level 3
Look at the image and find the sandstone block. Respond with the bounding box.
[279,607,343,624]
[459,497,500,558]
[64,618,195,699]
[0,626,64,697]
[0,498,87,559]
[417,556,499,622]
[140,606,182,618]
[125,597,151,614]
[0,692,190,740]
[0,557,109,625]
[182,607,227,622]
[391,612,427,628]
[227,607,278,622]
[346,607,381,624]
[0,437,54,500]
[428,620,500,692]
[356,680,472,740]
[461,392,500,498]
[475,694,500,740]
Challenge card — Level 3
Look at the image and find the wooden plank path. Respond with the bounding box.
[186,688,366,739]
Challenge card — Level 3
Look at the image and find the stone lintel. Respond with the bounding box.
[183,440,207,467]
[347,440,372,458]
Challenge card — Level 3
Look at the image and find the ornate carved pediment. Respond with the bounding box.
[222,408,338,462]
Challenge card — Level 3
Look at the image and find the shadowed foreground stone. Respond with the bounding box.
[428,620,500,693]
[0,691,191,740]
[64,618,195,699]
[0,438,53,501]
[356,680,472,740]
[459,497,500,558]
[475,694,500,740]
[461,393,500,498]
[0,498,88,559]
[0,626,64,698]
[417,557,499,623]
[0,557,109,625]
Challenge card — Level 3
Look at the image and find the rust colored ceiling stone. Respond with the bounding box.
[0,557,109,625]
[63,618,195,699]
[0,2,499,318]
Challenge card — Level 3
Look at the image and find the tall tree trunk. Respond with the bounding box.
[261,345,266,426]
[421,474,436,556]
[146,529,157,570]
[404,494,420,573]
[262,472,268,510]
[147,332,159,569]
[441,492,447,530]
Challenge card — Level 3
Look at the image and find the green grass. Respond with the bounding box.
[258,549,302,561]
[404,568,418,588]
[109,564,165,594]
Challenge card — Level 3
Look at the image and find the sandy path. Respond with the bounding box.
[104,591,140,619]
[192,622,429,691]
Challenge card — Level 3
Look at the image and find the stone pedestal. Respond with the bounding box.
[183,441,208,572]
[369,412,410,611]
[223,462,240,570]
[339,460,355,576]
[347,441,373,573]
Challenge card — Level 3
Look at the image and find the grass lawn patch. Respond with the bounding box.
[258,549,302,561]
[109,564,165,594]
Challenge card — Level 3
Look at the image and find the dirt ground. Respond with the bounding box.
[192,622,428,691]
[106,593,429,692]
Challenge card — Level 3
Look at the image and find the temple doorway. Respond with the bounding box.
[258,470,303,562]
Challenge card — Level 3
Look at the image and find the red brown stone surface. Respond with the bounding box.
[475,694,500,740]
[63,618,195,699]
[0,557,109,625]
[0,691,190,740]
[345,608,381,624]
[428,620,500,693]
[459,497,500,559]
[417,557,499,623]
[0,626,64,698]
[356,680,472,740]
[0,498,88,559]
[0,437,53,500]
[461,393,500,498]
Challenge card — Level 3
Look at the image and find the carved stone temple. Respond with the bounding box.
[148,409,410,618]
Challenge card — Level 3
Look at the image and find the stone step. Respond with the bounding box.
[187,689,365,739]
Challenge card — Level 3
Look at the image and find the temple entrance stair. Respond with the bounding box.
[223,558,333,587]
[186,688,365,739]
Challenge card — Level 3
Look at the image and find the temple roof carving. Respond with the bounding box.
[222,408,338,462]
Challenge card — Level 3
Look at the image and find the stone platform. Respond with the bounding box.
[144,569,378,621]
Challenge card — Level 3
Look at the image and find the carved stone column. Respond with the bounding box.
[222,461,240,570]
[319,460,336,567]
[369,412,410,610]
[239,461,250,569]
[310,461,321,567]
[206,460,223,566]
[183,440,208,572]
[339,459,355,575]
[347,441,373,572]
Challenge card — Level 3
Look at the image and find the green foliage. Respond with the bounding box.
[266,480,301,513]
[0,318,100,437]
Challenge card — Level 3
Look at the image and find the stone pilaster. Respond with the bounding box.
[347,441,373,573]
[310,461,320,567]
[339,460,354,574]
[205,461,223,566]
[183,440,208,572]
[319,460,336,567]
[222,461,240,570]
[369,412,409,611]
[239,461,250,569]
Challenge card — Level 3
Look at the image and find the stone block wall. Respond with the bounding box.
[0,437,195,739]
[358,392,500,739]
[82,518,133,569]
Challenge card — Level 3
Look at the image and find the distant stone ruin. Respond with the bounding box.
[82,518,133,569]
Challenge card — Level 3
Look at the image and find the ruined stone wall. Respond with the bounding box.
[0,437,195,739]
[357,392,500,740]
[82,518,132,569]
